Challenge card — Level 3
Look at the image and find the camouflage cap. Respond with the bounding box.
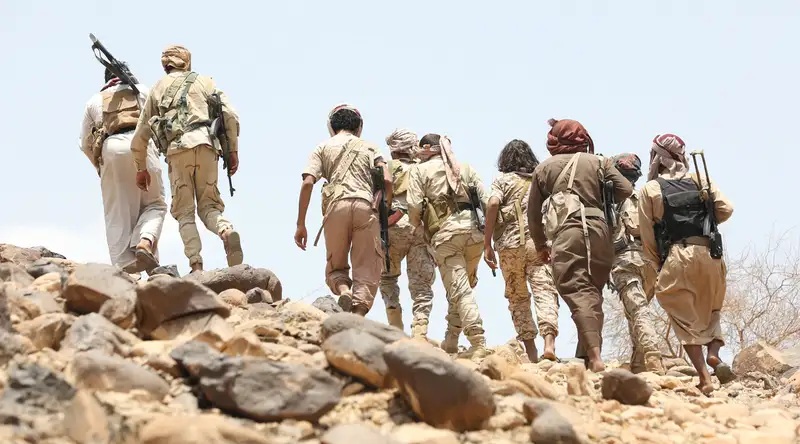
[161,45,191,71]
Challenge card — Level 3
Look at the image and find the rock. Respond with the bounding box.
[98,295,137,329]
[218,288,247,307]
[565,361,593,396]
[0,263,35,287]
[15,313,75,350]
[0,284,12,331]
[523,399,581,444]
[0,244,51,265]
[322,328,391,388]
[139,414,274,444]
[3,285,62,322]
[26,259,66,279]
[391,423,460,444]
[30,272,63,295]
[479,353,518,381]
[245,287,273,304]
[171,341,342,422]
[322,423,400,444]
[602,369,652,405]
[61,313,141,357]
[150,311,234,342]
[383,339,495,432]
[193,265,283,301]
[63,263,138,315]
[63,390,111,444]
[135,275,230,337]
[67,350,170,401]
[150,264,180,278]
[0,329,35,365]
[313,295,343,315]
[670,365,699,377]
[321,312,408,344]
[733,340,793,377]
[507,371,559,400]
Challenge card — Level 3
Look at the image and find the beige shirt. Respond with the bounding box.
[130,71,240,170]
[490,172,533,251]
[407,156,487,247]
[528,153,633,250]
[638,171,734,269]
[303,132,385,204]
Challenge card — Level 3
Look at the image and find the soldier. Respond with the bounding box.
[294,104,392,316]
[483,139,560,363]
[79,64,167,276]
[130,45,243,273]
[527,119,632,372]
[639,134,734,394]
[608,153,664,374]
[407,133,489,358]
[379,129,436,338]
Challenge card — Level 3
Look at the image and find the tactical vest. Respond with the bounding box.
[388,159,410,197]
[422,167,474,238]
[148,72,211,154]
[493,173,532,243]
[656,177,706,243]
[100,86,140,135]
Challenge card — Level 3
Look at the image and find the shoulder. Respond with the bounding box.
[492,172,513,187]
[641,179,662,198]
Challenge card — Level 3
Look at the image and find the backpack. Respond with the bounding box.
[148,72,210,154]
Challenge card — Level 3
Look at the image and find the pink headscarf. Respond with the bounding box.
[419,135,462,193]
[327,103,362,137]
[647,133,689,180]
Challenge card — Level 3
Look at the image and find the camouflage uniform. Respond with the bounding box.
[490,172,559,341]
[379,158,436,336]
[611,193,662,372]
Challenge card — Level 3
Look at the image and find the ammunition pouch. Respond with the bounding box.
[422,197,471,238]
[89,126,108,169]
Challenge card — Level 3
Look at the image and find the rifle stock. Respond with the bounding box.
[88,33,140,97]
[689,150,723,259]
[371,167,391,272]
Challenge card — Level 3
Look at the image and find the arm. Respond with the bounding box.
[638,181,661,267]
[604,158,633,202]
[407,165,423,228]
[484,197,501,249]
[622,195,640,237]
[296,175,315,227]
[214,87,240,153]
[709,179,734,224]
[131,91,158,171]
[78,101,97,167]
[527,173,548,250]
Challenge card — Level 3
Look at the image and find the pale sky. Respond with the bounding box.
[2,0,798,356]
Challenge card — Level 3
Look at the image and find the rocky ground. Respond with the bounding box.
[0,243,799,444]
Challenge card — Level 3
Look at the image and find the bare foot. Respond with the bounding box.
[589,360,606,373]
[706,355,721,369]
[696,381,714,396]
[522,340,539,363]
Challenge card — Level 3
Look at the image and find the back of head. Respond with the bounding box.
[497,139,539,173]
[161,45,192,73]
[419,133,441,148]
[385,128,418,159]
[612,153,642,184]
[328,106,363,136]
[546,118,594,155]
[103,61,134,83]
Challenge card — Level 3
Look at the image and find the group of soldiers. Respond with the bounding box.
[79,42,734,395]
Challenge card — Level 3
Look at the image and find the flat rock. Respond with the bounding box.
[0,263,35,287]
[15,313,75,350]
[63,390,111,444]
[322,329,392,388]
[192,264,283,301]
[67,350,170,401]
[150,311,234,342]
[602,368,652,405]
[383,339,495,432]
[61,313,141,357]
[508,371,559,400]
[2,285,62,323]
[26,259,67,279]
[280,301,328,345]
[63,263,138,315]
[321,312,408,344]
[139,414,274,444]
[136,275,230,337]
[322,423,400,444]
[312,295,343,315]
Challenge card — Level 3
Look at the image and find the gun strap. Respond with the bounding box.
[159,72,196,111]
[313,138,365,247]
[511,174,532,246]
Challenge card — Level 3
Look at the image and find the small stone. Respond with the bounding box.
[63,390,110,444]
[218,288,247,307]
[390,423,460,444]
[322,328,391,388]
[601,368,652,405]
[321,423,400,444]
[245,287,273,304]
[523,399,581,444]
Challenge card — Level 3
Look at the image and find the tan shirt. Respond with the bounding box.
[303,132,385,204]
[639,171,734,269]
[130,71,240,170]
[407,156,487,247]
[490,172,533,251]
[389,158,415,211]
[528,153,633,250]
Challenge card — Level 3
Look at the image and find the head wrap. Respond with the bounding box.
[647,133,688,180]
[546,118,595,155]
[385,128,418,155]
[161,45,191,71]
[326,103,362,137]
[419,135,462,193]
[612,153,642,183]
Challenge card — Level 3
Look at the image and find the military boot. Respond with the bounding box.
[459,333,490,360]
[644,351,666,375]
[440,329,460,354]
[411,319,428,340]
[386,307,404,331]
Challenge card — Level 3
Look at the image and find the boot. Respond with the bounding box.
[459,333,490,360]
[440,330,460,354]
[190,261,204,274]
[644,351,665,375]
[221,228,243,267]
[411,320,429,340]
[386,307,404,331]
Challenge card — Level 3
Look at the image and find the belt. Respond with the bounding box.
[107,126,137,137]
[675,236,710,247]
[454,202,473,213]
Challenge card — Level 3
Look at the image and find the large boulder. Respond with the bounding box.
[733,340,793,377]
[0,263,35,287]
[62,263,137,316]
[135,275,230,337]
[192,265,282,301]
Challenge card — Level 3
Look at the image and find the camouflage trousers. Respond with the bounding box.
[379,214,436,333]
[497,239,560,341]
[432,231,486,348]
[611,249,660,368]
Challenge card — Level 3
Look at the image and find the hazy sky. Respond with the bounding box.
[2,0,798,357]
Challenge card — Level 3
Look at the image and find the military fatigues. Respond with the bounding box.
[490,172,559,342]
[408,157,487,350]
[379,159,436,336]
[610,193,662,371]
[131,70,241,269]
[304,132,385,313]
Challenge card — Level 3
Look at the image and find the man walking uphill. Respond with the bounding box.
[130,45,243,273]
[294,104,392,317]
[527,118,632,372]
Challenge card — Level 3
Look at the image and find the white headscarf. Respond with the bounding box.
[647,133,689,180]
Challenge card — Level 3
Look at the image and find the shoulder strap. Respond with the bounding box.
[158,72,197,111]
[553,153,581,193]
[511,174,532,243]
[330,138,365,184]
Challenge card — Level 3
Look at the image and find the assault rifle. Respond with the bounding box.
[467,186,495,277]
[208,93,236,197]
[371,167,391,272]
[602,180,618,232]
[88,33,140,97]
[690,150,723,259]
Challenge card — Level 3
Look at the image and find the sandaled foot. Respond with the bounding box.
[222,229,243,267]
[337,291,353,313]
[712,362,736,384]
[135,247,160,274]
[541,351,558,362]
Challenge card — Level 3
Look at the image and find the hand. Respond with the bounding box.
[228,152,239,176]
[536,246,551,264]
[294,224,308,250]
[483,246,498,271]
[136,170,151,191]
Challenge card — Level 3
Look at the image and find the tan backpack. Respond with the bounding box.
[100,86,140,135]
